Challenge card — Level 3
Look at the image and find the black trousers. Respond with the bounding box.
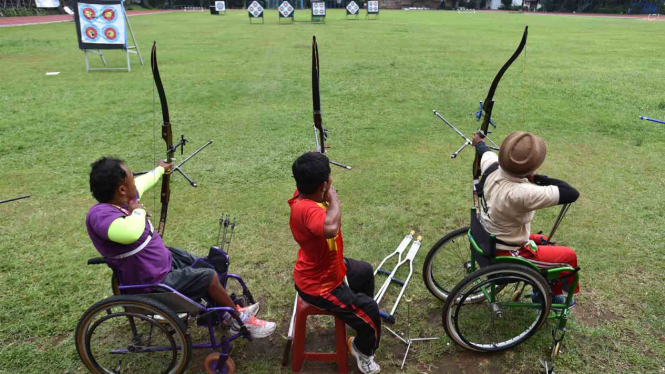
[296,258,381,356]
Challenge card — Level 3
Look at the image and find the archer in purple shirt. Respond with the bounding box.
[85,156,276,338]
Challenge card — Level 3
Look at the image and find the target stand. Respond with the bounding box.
[248,0,265,23]
[366,0,379,19]
[311,1,325,23]
[74,0,143,72]
[211,1,226,15]
[345,0,359,19]
[278,0,295,23]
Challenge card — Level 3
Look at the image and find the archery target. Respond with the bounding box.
[278,1,294,17]
[215,1,225,11]
[367,0,379,13]
[346,1,359,14]
[311,1,325,16]
[76,1,126,48]
[248,1,264,17]
[101,7,116,21]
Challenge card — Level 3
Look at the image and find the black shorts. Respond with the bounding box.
[161,247,216,300]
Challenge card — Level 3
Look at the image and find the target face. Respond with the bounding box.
[215,1,225,11]
[101,7,116,21]
[102,26,118,41]
[83,25,99,41]
[311,1,325,16]
[248,1,263,17]
[279,1,293,17]
[346,0,359,14]
[367,0,379,13]
[82,7,96,20]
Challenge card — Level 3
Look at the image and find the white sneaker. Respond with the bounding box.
[347,337,380,374]
[222,303,261,327]
[231,315,277,339]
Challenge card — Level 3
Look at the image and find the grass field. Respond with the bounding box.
[1,8,664,374]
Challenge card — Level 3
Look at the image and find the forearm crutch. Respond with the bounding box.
[281,292,299,366]
[374,231,414,302]
[374,236,423,317]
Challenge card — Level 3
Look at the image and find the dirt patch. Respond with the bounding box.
[429,350,505,374]
[573,299,621,327]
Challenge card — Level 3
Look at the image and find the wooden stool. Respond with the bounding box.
[291,296,349,373]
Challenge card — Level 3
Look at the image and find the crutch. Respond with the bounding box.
[374,236,423,317]
[373,231,414,302]
[281,292,299,366]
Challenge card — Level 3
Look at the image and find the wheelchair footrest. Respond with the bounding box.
[376,269,406,286]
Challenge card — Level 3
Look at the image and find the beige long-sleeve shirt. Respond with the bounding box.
[479,152,559,249]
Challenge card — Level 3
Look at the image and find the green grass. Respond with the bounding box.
[1,9,665,374]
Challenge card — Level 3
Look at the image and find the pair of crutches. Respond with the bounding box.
[374,231,422,317]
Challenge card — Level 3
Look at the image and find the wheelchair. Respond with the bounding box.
[75,246,256,374]
[422,207,579,367]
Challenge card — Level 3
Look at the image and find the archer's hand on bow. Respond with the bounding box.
[472,132,486,146]
[158,160,174,173]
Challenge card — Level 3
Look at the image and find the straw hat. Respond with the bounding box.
[498,132,547,177]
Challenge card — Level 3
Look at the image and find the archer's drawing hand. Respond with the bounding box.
[472,132,486,146]
[325,185,339,204]
[128,199,150,217]
[158,160,173,172]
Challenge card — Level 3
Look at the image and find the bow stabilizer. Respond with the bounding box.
[312,36,352,170]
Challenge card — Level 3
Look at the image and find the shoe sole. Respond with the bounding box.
[230,325,276,339]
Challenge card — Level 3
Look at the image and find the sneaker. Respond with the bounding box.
[222,303,261,327]
[237,302,261,317]
[231,315,276,338]
[347,337,380,374]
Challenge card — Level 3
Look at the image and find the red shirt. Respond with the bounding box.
[288,191,346,296]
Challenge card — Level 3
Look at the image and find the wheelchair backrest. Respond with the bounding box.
[469,208,496,268]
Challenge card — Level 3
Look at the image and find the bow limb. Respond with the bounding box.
[312,36,325,153]
[473,26,528,184]
[151,41,173,238]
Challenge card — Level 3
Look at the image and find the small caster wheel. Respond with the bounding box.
[205,353,235,374]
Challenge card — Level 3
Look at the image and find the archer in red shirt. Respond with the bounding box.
[288,152,381,374]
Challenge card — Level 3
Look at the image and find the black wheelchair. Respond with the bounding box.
[75,246,256,374]
[422,207,579,370]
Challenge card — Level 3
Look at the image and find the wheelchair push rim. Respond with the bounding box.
[423,226,485,303]
[75,295,192,374]
[442,263,551,352]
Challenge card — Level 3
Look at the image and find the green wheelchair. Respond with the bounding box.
[423,206,579,372]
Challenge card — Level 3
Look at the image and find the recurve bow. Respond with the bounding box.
[473,26,528,208]
[312,36,352,170]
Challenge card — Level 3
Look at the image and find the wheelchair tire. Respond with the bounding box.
[442,263,551,352]
[205,354,235,374]
[423,227,484,303]
[75,295,192,374]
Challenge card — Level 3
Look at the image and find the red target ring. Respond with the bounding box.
[82,7,96,20]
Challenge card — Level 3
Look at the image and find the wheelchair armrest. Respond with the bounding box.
[87,257,107,265]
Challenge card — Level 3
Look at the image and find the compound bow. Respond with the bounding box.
[151,42,213,237]
[312,36,352,170]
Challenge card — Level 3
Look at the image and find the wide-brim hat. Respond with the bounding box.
[498,131,547,177]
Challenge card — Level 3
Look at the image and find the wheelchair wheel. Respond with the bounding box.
[423,227,484,303]
[442,263,551,352]
[204,354,235,374]
[75,295,192,374]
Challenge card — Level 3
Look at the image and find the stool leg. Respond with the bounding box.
[291,313,307,373]
[334,317,349,374]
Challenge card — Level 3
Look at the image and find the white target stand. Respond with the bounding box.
[74,0,143,72]
[278,0,295,23]
[311,1,325,23]
[210,1,226,15]
[366,0,379,19]
[345,0,359,19]
[248,0,265,23]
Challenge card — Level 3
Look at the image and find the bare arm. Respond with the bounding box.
[323,186,341,239]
